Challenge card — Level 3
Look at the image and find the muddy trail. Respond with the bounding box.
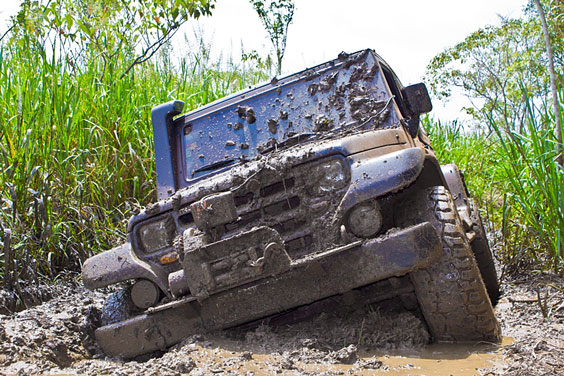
[0,271,562,376]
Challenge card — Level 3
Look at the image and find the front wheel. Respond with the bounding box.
[399,186,500,342]
[468,199,500,304]
[101,288,136,326]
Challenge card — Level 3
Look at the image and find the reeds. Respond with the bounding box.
[423,85,564,273]
[488,87,564,272]
[0,33,269,285]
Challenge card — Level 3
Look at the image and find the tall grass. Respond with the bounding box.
[488,92,564,271]
[422,119,498,202]
[424,87,564,273]
[2,23,562,287]
[0,33,269,286]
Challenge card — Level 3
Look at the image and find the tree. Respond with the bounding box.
[9,0,215,78]
[425,17,556,130]
[534,0,562,164]
[249,0,294,76]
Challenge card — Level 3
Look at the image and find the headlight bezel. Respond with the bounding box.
[136,214,177,254]
[308,157,349,196]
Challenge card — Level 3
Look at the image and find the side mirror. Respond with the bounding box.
[401,83,432,116]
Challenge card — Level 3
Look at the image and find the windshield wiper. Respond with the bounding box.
[192,159,235,176]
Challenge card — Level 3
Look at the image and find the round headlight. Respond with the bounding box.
[311,159,347,195]
[347,201,382,238]
[139,215,176,253]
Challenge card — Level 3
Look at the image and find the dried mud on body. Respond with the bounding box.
[0,274,563,376]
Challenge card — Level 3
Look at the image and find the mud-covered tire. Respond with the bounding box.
[399,186,500,343]
[101,288,135,326]
[468,199,500,304]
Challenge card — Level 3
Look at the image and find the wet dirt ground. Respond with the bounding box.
[0,271,562,376]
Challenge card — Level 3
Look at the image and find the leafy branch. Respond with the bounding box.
[249,0,294,75]
[8,0,215,79]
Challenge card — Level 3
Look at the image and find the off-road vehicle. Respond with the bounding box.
[82,49,501,358]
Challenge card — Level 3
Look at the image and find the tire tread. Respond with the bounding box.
[402,186,501,342]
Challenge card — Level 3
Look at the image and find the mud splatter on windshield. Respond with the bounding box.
[182,50,401,179]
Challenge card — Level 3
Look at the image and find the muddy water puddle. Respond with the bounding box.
[353,338,514,376]
[187,336,513,375]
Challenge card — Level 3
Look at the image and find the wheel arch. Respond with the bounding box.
[407,154,449,192]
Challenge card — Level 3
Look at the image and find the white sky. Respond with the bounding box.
[1,0,528,121]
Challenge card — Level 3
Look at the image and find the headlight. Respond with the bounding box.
[310,159,347,196]
[138,215,176,253]
[347,201,382,238]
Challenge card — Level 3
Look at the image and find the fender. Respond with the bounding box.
[333,147,425,224]
[82,243,171,297]
[441,163,470,209]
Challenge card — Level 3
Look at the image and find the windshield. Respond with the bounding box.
[181,51,401,179]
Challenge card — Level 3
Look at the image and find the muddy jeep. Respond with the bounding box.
[82,49,501,358]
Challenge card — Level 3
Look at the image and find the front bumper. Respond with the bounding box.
[95,221,441,358]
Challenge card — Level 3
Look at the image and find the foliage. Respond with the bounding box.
[488,88,564,272]
[425,0,564,273]
[425,17,552,130]
[0,7,269,286]
[9,0,215,77]
[249,0,294,75]
[533,0,562,165]
[241,48,274,74]
[424,85,564,272]
[422,119,497,202]
[526,0,564,45]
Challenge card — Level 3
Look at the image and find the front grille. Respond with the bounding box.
[219,170,339,260]
[176,162,347,260]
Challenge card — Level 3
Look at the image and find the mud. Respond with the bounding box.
[2,48,564,374]
[1,271,562,375]
[484,272,564,375]
[0,282,67,315]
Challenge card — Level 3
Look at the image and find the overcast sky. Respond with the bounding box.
[1,0,528,120]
